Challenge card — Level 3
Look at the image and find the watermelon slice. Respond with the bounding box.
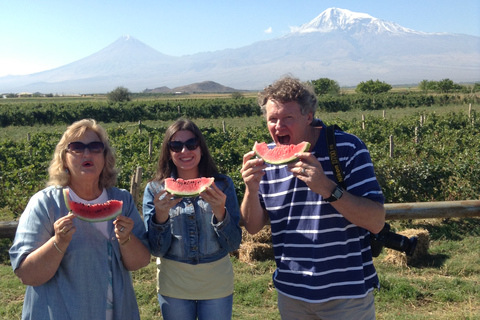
[164,177,215,197]
[63,188,123,222]
[253,141,311,164]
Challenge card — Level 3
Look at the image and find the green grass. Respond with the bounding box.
[1,218,480,319]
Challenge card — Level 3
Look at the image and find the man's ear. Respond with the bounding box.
[306,112,314,125]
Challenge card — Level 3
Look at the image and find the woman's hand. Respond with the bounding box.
[153,189,182,224]
[53,212,76,252]
[200,182,226,222]
[114,215,134,245]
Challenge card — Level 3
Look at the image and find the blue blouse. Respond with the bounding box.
[9,186,149,320]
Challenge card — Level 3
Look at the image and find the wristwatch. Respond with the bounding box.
[324,186,344,202]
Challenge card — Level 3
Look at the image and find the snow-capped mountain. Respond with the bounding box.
[292,8,422,35]
[1,8,478,94]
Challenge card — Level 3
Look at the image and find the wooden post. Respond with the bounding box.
[27,133,32,157]
[129,166,143,204]
[138,120,142,134]
[389,135,394,157]
[149,138,153,160]
[415,127,419,144]
[222,121,226,133]
[469,103,472,118]
[362,115,365,130]
[420,115,423,127]
[130,173,136,200]
[383,110,386,119]
[178,105,181,114]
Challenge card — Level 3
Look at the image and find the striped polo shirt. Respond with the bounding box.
[258,120,385,303]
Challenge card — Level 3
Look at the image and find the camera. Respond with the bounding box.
[370,223,418,257]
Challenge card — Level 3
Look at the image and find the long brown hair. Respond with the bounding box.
[151,118,219,182]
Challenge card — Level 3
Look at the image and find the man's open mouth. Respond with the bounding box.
[277,135,291,145]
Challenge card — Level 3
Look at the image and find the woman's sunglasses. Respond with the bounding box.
[168,138,199,153]
[66,141,105,154]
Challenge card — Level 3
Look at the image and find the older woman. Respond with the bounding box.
[9,119,151,320]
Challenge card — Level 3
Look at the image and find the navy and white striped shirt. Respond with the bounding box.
[259,120,384,303]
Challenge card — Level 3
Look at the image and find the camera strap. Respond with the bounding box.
[326,125,346,189]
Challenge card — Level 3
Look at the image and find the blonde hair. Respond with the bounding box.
[47,119,118,189]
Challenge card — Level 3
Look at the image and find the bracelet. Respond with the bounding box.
[53,241,64,254]
[120,234,131,246]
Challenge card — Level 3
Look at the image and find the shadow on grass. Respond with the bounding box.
[409,253,449,269]
[397,217,480,241]
[0,238,12,265]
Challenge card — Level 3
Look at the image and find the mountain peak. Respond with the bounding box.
[291,7,422,35]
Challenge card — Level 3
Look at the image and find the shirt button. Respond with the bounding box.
[111,237,116,241]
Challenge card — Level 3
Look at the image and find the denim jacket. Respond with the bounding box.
[143,174,242,264]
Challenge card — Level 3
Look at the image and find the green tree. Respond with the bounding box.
[107,86,131,102]
[418,80,436,94]
[355,79,392,94]
[309,78,340,95]
[435,79,455,93]
[473,83,480,93]
[231,92,244,100]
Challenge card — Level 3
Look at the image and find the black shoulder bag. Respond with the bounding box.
[325,125,417,257]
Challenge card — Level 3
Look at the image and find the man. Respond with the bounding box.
[240,76,385,319]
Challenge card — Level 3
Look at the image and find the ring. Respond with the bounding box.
[61,227,67,234]
[301,168,306,175]
[120,226,125,232]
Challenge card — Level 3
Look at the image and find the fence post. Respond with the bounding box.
[27,133,32,157]
[389,135,394,157]
[222,121,226,133]
[149,138,153,160]
[362,115,365,130]
[130,166,143,204]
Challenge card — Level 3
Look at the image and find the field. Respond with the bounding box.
[1,93,479,319]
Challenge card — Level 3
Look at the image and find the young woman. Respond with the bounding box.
[143,118,242,320]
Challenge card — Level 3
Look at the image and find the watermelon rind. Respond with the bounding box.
[164,177,215,197]
[63,188,123,222]
[253,141,311,165]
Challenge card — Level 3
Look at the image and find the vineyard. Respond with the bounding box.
[1,92,479,221]
[1,93,480,319]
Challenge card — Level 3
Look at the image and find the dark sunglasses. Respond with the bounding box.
[168,137,199,153]
[66,141,105,154]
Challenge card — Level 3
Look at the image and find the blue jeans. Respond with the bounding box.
[158,293,233,320]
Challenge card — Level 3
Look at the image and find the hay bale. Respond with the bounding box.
[384,228,430,266]
[238,242,274,263]
[241,226,272,244]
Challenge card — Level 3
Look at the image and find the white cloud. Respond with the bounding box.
[264,27,273,34]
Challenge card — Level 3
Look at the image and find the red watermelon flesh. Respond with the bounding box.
[164,177,215,197]
[253,141,311,164]
[63,188,123,222]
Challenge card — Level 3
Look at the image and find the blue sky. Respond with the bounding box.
[1,0,479,77]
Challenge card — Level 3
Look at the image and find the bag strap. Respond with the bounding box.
[326,125,346,189]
